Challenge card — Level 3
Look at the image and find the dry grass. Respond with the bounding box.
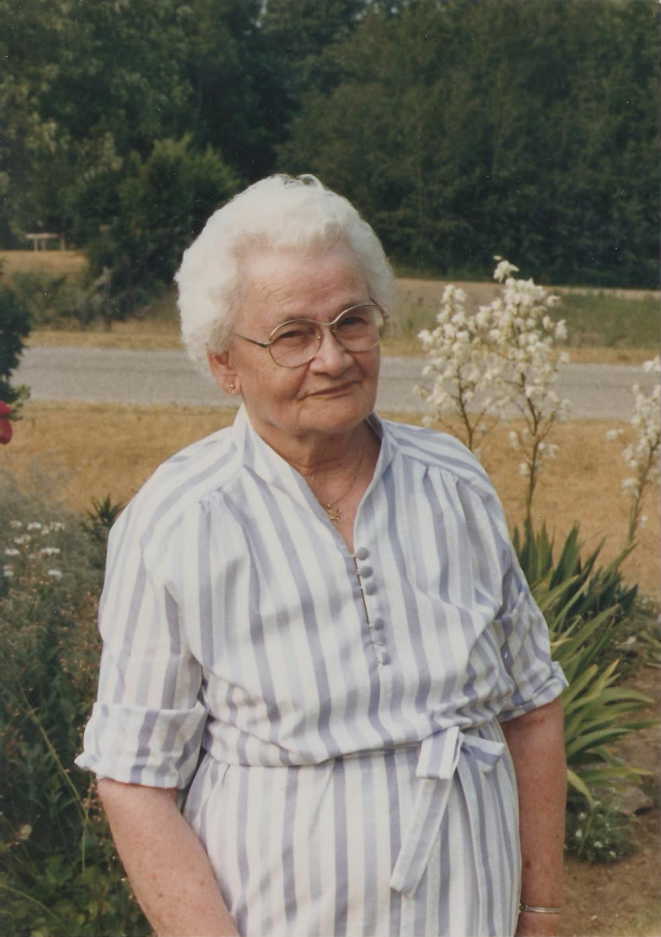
[4,401,659,598]
[0,249,88,278]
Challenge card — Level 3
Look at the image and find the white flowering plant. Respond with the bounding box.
[606,356,661,546]
[417,258,570,521]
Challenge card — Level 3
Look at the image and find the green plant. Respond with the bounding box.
[514,520,638,625]
[8,270,103,329]
[0,477,149,935]
[533,583,655,804]
[0,277,31,411]
[565,798,636,863]
[82,495,125,569]
[88,135,239,320]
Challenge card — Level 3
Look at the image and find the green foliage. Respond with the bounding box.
[82,495,125,569]
[513,519,654,801]
[280,0,660,287]
[0,278,31,409]
[88,136,239,317]
[3,0,659,289]
[549,609,653,803]
[565,798,636,863]
[513,520,638,624]
[517,523,654,803]
[0,477,148,935]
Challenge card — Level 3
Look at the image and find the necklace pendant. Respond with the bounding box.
[326,505,342,523]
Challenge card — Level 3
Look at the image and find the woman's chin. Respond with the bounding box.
[304,394,374,435]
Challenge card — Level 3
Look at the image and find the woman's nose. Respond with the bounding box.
[309,328,353,373]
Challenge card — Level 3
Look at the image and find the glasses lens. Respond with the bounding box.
[333,304,383,350]
[270,320,321,367]
[267,304,385,367]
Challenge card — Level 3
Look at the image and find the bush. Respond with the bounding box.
[565,798,636,863]
[0,477,148,936]
[548,607,653,803]
[7,272,93,329]
[513,520,638,626]
[87,135,239,320]
[0,278,31,410]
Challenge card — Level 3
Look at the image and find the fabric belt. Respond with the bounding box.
[390,725,505,897]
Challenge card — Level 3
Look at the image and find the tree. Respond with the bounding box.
[88,136,239,317]
[278,0,660,286]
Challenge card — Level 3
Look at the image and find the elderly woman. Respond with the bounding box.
[76,174,567,937]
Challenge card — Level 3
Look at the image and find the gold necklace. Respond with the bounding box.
[310,449,366,524]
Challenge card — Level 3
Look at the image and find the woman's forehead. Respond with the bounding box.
[237,245,370,328]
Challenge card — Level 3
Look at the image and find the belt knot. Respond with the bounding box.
[390,726,505,897]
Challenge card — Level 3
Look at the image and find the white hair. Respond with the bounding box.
[175,174,396,370]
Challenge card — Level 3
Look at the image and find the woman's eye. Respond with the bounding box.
[337,315,368,331]
[274,324,316,344]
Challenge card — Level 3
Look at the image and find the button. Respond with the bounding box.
[355,547,369,560]
[364,581,377,596]
[358,565,373,578]
[372,617,385,631]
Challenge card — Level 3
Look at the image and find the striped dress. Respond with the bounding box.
[76,407,566,937]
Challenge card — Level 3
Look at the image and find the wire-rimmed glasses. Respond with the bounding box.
[232,301,386,368]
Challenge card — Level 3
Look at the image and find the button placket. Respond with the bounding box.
[352,546,390,666]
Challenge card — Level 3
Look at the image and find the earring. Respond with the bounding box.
[227,382,236,393]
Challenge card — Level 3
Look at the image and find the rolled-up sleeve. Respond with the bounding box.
[464,478,568,723]
[75,503,206,788]
[495,561,568,722]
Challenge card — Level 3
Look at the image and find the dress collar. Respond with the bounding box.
[231,405,397,510]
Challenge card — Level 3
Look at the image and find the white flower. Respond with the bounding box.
[47,569,63,580]
[493,259,519,282]
[3,565,14,577]
[27,522,43,531]
[9,520,22,529]
[40,547,61,556]
[642,356,661,373]
[4,548,19,556]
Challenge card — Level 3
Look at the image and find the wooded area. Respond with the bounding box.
[2,0,659,294]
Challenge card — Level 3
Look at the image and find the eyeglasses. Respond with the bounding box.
[232,301,386,368]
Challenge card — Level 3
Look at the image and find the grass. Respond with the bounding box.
[13,258,657,362]
[4,401,659,600]
[0,249,88,278]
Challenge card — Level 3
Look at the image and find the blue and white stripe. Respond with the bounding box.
[77,406,566,936]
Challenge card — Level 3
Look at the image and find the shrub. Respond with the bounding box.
[513,520,638,625]
[8,271,97,330]
[0,476,148,936]
[0,277,31,410]
[565,799,636,863]
[87,135,239,320]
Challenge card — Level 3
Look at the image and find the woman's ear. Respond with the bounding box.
[207,350,241,395]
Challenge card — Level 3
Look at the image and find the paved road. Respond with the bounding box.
[16,346,659,419]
